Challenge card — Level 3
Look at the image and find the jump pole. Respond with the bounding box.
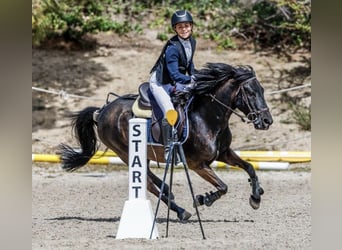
[93,150,311,163]
[32,154,290,170]
[116,118,159,239]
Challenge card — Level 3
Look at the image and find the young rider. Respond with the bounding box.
[149,10,197,160]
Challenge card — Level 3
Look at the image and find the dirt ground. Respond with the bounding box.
[32,32,311,249]
[32,166,310,249]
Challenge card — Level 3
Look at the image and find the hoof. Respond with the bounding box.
[204,194,214,207]
[193,194,204,207]
[249,195,261,210]
[178,210,192,221]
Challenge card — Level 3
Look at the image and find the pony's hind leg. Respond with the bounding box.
[147,174,191,221]
[148,168,174,201]
[222,149,264,209]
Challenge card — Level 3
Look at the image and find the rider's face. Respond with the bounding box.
[174,22,192,40]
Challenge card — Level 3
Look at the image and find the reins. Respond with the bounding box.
[207,93,250,123]
[206,76,268,124]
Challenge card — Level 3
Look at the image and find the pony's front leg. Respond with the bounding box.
[248,175,264,209]
[221,149,264,209]
[191,166,228,207]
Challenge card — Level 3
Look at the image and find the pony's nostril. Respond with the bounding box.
[264,118,273,125]
[247,113,257,122]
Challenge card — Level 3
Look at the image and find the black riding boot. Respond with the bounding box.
[161,118,173,161]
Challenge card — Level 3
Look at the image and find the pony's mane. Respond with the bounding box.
[193,63,255,95]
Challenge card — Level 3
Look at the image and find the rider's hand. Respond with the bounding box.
[185,75,196,90]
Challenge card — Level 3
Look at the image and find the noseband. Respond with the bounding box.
[207,77,269,124]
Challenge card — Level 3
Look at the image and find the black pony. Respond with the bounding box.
[59,63,273,221]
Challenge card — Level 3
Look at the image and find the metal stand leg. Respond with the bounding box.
[150,143,173,239]
[165,147,176,237]
[150,133,206,239]
[176,142,206,239]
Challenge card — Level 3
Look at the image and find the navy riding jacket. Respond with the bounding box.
[151,35,196,85]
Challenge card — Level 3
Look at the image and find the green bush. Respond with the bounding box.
[289,102,311,131]
[235,0,311,51]
[32,0,141,46]
[32,0,311,53]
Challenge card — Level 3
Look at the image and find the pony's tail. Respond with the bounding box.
[58,106,99,172]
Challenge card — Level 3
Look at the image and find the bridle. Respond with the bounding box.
[207,77,269,124]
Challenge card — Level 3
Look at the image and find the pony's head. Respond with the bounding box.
[193,63,273,130]
[231,65,273,130]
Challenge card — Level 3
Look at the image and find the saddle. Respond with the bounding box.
[132,82,191,144]
[132,82,153,118]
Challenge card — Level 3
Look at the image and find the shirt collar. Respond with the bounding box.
[178,36,190,43]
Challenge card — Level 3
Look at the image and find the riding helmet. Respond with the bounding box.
[171,10,193,27]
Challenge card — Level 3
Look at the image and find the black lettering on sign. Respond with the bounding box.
[132,171,142,183]
[132,186,142,198]
[132,124,141,136]
[131,155,142,168]
[132,140,142,152]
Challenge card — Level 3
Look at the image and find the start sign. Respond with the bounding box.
[116,118,159,239]
[128,118,147,200]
